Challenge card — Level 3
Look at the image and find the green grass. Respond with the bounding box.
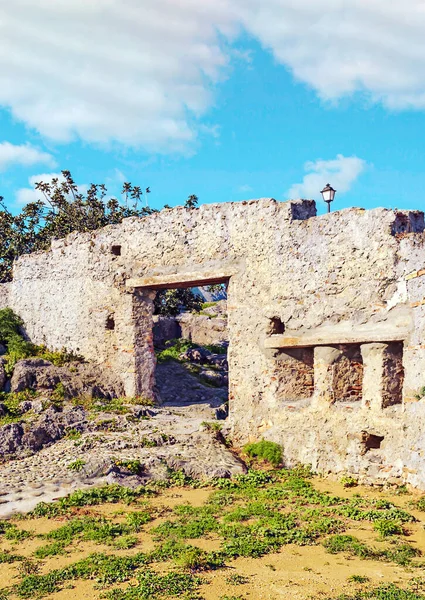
[243,440,283,467]
[2,467,425,600]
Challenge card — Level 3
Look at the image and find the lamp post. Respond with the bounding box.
[320,183,337,213]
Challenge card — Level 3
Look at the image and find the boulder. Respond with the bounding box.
[21,405,87,453]
[180,347,212,364]
[199,369,226,387]
[11,359,124,399]
[0,423,24,456]
[18,400,44,415]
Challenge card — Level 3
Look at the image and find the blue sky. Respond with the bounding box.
[1,1,425,216]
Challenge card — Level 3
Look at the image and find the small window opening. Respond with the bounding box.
[361,432,384,453]
[106,315,115,330]
[111,245,121,256]
[268,317,285,335]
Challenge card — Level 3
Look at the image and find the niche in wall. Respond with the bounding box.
[272,348,314,402]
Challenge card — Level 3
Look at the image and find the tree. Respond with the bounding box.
[0,171,156,283]
[154,289,203,317]
[185,194,199,208]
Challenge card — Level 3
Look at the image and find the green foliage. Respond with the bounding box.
[0,171,154,284]
[412,497,425,511]
[225,573,249,585]
[154,289,203,317]
[0,308,24,345]
[374,518,404,538]
[156,338,197,362]
[29,485,154,517]
[33,542,67,559]
[243,440,283,467]
[67,459,85,472]
[13,552,148,597]
[185,194,199,209]
[323,535,375,559]
[341,476,358,488]
[114,459,144,474]
[65,428,82,441]
[414,387,425,401]
[348,575,370,584]
[0,308,83,377]
[0,550,23,563]
[327,584,425,599]
[103,568,203,599]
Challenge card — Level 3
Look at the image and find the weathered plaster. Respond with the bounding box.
[6,198,425,488]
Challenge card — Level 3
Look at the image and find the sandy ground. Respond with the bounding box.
[1,478,424,600]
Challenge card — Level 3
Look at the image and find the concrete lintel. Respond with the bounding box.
[126,269,236,290]
[265,329,408,349]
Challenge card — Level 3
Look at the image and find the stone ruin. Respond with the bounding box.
[2,197,425,488]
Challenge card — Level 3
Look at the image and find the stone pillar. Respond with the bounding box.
[133,288,157,400]
[360,342,404,410]
[312,346,342,408]
[113,288,156,399]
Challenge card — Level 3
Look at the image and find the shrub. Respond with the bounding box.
[243,440,283,468]
[374,518,404,538]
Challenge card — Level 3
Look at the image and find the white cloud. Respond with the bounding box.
[0,142,55,171]
[2,1,425,153]
[287,154,366,199]
[234,0,425,109]
[0,0,235,151]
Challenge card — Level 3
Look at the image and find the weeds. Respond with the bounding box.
[243,441,282,467]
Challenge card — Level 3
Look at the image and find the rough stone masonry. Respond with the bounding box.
[3,198,425,488]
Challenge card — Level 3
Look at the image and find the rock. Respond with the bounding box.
[0,423,24,456]
[0,358,6,391]
[180,347,212,364]
[10,359,124,399]
[215,404,229,420]
[0,344,6,356]
[21,405,87,454]
[18,400,44,415]
[21,406,64,453]
[199,369,226,387]
[131,405,156,419]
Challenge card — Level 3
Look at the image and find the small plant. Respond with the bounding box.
[18,558,40,576]
[114,459,144,474]
[374,518,404,538]
[341,476,358,488]
[67,459,86,472]
[414,386,425,401]
[348,575,370,583]
[225,573,249,585]
[65,428,82,441]
[201,421,222,433]
[112,535,139,550]
[52,382,66,402]
[243,440,283,468]
[34,541,67,559]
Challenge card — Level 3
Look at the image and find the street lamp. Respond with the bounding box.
[320,183,337,213]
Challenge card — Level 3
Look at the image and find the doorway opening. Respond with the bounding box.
[152,280,229,417]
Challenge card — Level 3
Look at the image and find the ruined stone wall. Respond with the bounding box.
[7,198,425,489]
[0,283,10,309]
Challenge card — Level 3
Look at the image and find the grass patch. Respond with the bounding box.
[243,441,283,468]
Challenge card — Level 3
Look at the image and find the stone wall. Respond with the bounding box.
[6,198,425,488]
[0,283,10,309]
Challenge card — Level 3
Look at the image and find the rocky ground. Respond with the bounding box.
[0,345,236,518]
